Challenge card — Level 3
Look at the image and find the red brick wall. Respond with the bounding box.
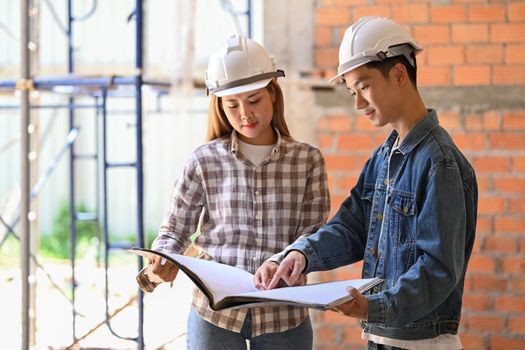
[311,1,525,349]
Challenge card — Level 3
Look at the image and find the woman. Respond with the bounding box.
[146,35,330,350]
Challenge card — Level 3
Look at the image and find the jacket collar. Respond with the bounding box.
[381,109,438,156]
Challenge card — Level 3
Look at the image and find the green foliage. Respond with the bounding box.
[40,202,98,259]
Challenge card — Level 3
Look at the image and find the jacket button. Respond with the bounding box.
[403,206,409,214]
[376,213,383,221]
[368,247,377,256]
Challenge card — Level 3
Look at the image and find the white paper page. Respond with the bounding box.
[130,249,257,302]
[231,279,377,307]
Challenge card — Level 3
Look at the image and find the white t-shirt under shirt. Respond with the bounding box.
[238,140,275,165]
[363,138,462,350]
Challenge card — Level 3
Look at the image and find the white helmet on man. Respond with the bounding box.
[329,16,422,83]
[205,35,285,97]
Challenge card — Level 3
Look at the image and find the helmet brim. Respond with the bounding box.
[213,78,272,97]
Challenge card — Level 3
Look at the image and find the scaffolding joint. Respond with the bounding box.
[16,79,35,91]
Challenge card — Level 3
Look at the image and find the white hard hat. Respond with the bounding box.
[205,35,285,97]
[330,16,422,83]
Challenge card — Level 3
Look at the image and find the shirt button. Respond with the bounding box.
[368,247,377,256]
[376,213,383,221]
[252,256,257,261]
[255,190,260,196]
[255,213,261,219]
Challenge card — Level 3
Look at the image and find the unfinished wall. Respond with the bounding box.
[266,0,525,349]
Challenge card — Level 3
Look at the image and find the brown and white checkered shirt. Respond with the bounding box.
[152,129,330,337]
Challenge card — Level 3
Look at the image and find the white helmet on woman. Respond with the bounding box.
[205,35,285,97]
[330,16,422,83]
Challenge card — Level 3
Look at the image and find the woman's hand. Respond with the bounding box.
[147,255,179,284]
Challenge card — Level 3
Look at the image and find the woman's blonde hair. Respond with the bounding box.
[206,79,291,142]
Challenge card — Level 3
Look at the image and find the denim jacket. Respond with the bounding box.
[292,110,478,340]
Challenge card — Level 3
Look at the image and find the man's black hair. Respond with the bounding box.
[366,52,418,88]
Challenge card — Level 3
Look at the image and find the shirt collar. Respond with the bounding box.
[381,109,438,156]
[230,127,282,160]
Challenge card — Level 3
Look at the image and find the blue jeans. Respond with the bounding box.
[186,308,313,350]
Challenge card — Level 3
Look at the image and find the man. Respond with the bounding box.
[254,16,478,350]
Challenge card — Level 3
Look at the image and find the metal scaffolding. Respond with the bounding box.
[1,0,252,348]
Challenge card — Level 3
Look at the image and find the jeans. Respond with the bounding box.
[186,308,313,350]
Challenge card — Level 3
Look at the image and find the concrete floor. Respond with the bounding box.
[1,259,193,349]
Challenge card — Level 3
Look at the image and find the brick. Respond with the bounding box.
[316,47,339,68]
[513,278,525,293]
[343,324,368,345]
[490,133,525,150]
[476,174,492,193]
[459,332,486,349]
[338,134,374,151]
[319,115,352,132]
[505,44,525,64]
[324,308,353,325]
[318,133,335,149]
[483,110,502,130]
[413,25,450,45]
[376,0,405,4]
[503,111,525,130]
[476,215,492,233]
[452,133,485,150]
[431,5,466,23]
[465,113,483,130]
[418,66,450,86]
[473,156,509,173]
[495,216,525,232]
[478,194,506,213]
[513,156,525,172]
[466,45,504,64]
[495,296,525,313]
[427,45,465,65]
[462,293,492,311]
[467,314,505,331]
[467,255,496,273]
[454,65,490,86]
[491,336,525,350]
[502,256,525,274]
[355,116,378,131]
[392,4,429,23]
[468,4,506,22]
[316,7,351,26]
[493,177,525,193]
[508,2,525,21]
[509,315,525,333]
[452,24,488,43]
[509,198,525,214]
[483,236,519,254]
[325,155,368,172]
[493,66,525,85]
[491,23,525,43]
[317,326,338,342]
[316,27,333,47]
[352,5,391,20]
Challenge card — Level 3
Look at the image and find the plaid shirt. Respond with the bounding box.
[152,129,330,337]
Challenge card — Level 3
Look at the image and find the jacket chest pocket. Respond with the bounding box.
[390,193,416,245]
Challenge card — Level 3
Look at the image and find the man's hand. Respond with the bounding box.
[254,260,279,290]
[267,250,307,290]
[147,255,179,284]
[331,287,368,320]
[254,260,307,290]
